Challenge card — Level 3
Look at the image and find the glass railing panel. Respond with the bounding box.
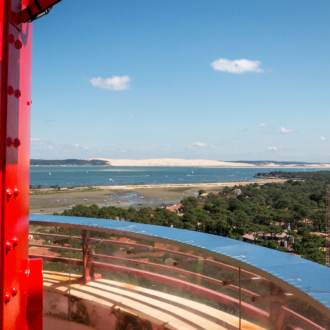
[281,293,330,330]
[239,266,270,329]
[29,219,330,330]
[83,230,243,329]
[244,272,330,330]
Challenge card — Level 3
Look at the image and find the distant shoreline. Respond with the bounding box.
[30,178,288,193]
[30,164,330,168]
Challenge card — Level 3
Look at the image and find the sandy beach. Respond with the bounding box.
[30,178,286,214]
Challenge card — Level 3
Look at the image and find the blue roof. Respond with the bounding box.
[30,214,330,312]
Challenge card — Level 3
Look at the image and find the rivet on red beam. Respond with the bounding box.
[11,288,18,297]
[27,100,32,105]
[12,237,19,247]
[6,137,13,147]
[7,86,14,95]
[5,242,13,252]
[13,138,21,148]
[14,40,22,50]
[13,188,19,198]
[9,34,15,44]
[4,294,11,304]
[14,89,21,98]
[6,189,13,199]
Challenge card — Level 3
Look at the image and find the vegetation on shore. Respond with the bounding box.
[255,170,330,181]
[30,159,109,166]
[56,171,330,266]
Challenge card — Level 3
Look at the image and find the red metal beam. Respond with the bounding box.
[29,232,71,239]
[16,0,62,24]
[0,0,39,329]
[80,230,101,283]
[27,259,43,330]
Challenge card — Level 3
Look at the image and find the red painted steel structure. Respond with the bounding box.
[0,0,61,329]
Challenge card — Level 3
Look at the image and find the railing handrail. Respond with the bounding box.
[29,231,260,278]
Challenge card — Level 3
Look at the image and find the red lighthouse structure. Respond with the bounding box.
[0,1,61,329]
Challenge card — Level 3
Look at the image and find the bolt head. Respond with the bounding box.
[6,137,13,147]
[9,34,15,44]
[11,288,18,296]
[14,89,21,99]
[5,242,12,251]
[14,40,22,50]
[7,86,14,95]
[12,237,19,246]
[6,189,12,198]
[4,294,10,304]
[13,138,21,148]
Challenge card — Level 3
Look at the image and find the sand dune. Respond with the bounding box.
[88,158,254,167]
[87,158,330,168]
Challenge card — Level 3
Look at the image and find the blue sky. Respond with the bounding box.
[31,0,330,162]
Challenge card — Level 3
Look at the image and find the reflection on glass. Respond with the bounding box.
[29,223,330,330]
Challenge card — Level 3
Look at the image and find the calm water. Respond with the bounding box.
[30,166,323,188]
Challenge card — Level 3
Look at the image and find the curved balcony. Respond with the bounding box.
[29,214,330,330]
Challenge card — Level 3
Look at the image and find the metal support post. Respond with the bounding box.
[269,283,286,330]
[80,230,102,284]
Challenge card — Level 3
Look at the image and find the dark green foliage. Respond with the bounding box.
[30,159,109,165]
[259,241,278,250]
[255,170,330,183]
[59,171,329,266]
[62,204,184,228]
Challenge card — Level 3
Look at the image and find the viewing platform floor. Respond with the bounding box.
[43,271,266,330]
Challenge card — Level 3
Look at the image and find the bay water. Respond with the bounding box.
[30,166,322,188]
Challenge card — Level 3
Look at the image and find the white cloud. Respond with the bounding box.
[266,147,278,150]
[72,144,79,147]
[257,122,269,127]
[211,58,263,74]
[320,136,326,141]
[192,142,208,148]
[49,146,54,150]
[240,128,248,131]
[277,127,295,134]
[166,145,170,147]
[211,145,216,149]
[128,115,136,118]
[31,138,41,142]
[90,75,131,90]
